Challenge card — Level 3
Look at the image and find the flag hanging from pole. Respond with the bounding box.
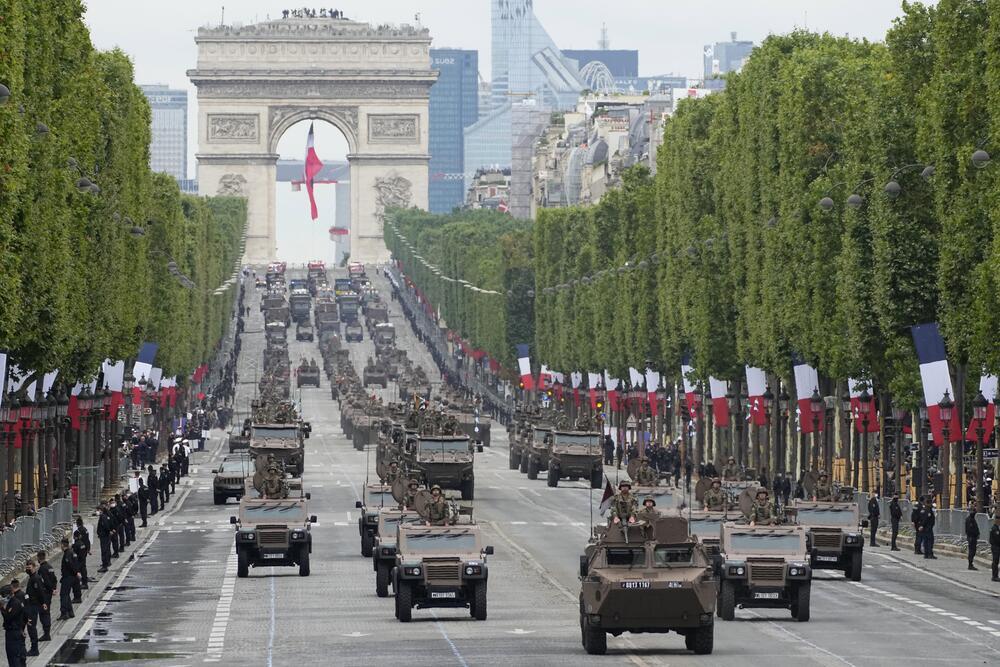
[304,122,324,220]
[911,323,960,445]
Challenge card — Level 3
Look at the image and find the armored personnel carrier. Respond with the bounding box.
[230,492,316,578]
[717,523,812,621]
[363,360,388,388]
[371,508,422,597]
[356,483,397,557]
[296,360,321,388]
[393,501,494,622]
[792,499,866,581]
[579,516,716,655]
[412,435,475,500]
[546,428,603,488]
[525,424,553,480]
[248,423,307,476]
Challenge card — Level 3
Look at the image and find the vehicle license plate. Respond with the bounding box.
[754,591,779,599]
[263,553,284,559]
[620,581,651,589]
[816,555,838,562]
[431,591,457,599]
[667,581,682,589]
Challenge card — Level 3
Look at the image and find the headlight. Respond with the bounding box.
[381,547,393,556]
[291,530,304,539]
[403,566,421,576]
[845,534,860,544]
[238,530,255,541]
[789,567,801,576]
[464,564,483,576]
[728,565,745,576]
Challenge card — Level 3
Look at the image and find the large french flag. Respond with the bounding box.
[516,344,534,390]
[709,376,729,425]
[911,323,960,445]
[745,366,768,426]
[588,372,602,410]
[645,368,661,416]
[101,359,126,421]
[304,122,324,220]
[604,371,620,412]
[571,372,583,408]
[793,357,822,433]
[680,356,698,421]
[965,374,997,441]
[848,378,880,433]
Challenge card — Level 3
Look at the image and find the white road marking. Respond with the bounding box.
[205,546,237,659]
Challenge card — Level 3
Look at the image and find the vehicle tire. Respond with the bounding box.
[519,453,529,474]
[376,563,390,598]
[689,623,714,655]
[461,479,475,500]
[508,448,518,470]
[472,581,487,621]
[361,531,374,558]
[590,468,602,489]
[213,493,224,505]
[527,459,538,480]
[793,584,810,622]
[298,547,310,576]
[582,615,607,655]
[719,580,736,621]
[547,467,558,488]
[237,550,249,578]
[848,550,862,582]
[396,582,412,622]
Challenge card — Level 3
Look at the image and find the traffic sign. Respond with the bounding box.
[983,448,999,460]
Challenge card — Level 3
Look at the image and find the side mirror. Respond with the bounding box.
[229,516,237,525]
[476,444,484,453]
[211,469,218,474]
[860,519,870,528]
[483,545,494,556]
[579,555,589,578]
[355,501,363,509]
[305,493,311,500]
[310,515,318,523]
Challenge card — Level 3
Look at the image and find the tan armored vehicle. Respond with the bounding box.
[356,483,397,557]
[296,359,321,388]
[525,424,553,480]
[547,429,603,488]
[393,507,494,622]
[717,523,812,621]
[230,490,316,578]
[579,517,716,655]
[249,423,306,477]
[412,435,476,500]
[792,499,866,581]
[371,508,422,597]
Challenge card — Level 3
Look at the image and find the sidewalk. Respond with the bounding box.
[873,526,1000,598]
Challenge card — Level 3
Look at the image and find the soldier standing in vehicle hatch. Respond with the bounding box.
[703,479,726,511]
[636,497,659,524]
[401,479,420,510]
[813,473,833,501]
[722,457,740,481]
[634,459,658,486]
[749,489,777,526]
[609,481,638,525]
[383,460,401,486]
[426,485,450,526]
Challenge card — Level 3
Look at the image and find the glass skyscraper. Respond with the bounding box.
[429,49,479,214]
[140,84,188,181]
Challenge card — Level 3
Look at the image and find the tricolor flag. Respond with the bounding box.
[588,372,602,410]
[709,376,730,425]
[551,371,564,401]
[848,378,880,433]
[745,366,768,426]
[911,323,961,445]
[571,372,583,408]
[516,344,534,390]
[604,371,620,412]
[101,359,126,421]
[680,356,698,421]
[599,477,615,515]
[645,368,661,416]
[966,374,998,441]
[132,342,158,386]
[539,364,553,392]
[792,356,822,433]
[69,383,83,430]
[304,122,324,220]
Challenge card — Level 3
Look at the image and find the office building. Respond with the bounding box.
[140,84,188,181]
[563,49,639,79]
[429,48,479,213]
[704,32,754,79]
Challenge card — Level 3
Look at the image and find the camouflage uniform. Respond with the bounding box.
[814,479,833,502]
[703,486,726,511]
[636,505,659,524]
[426,496,450,525]
[749,499,776,525]
[723,463,740,481]
[402,485,419,509]
[634,463,658,486]
[609,492,638,524]
[383,465,401,487]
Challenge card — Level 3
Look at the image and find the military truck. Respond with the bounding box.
[344,322,363,342]
[546,430,603,488]
[295,322,315,342]
[230,494,316,577]
[526,426,553,480]
[355,483,397,557]
[717,523,812,621]
[686,510,737,577]
[579,517,716,655]
[228,426,250,453]
[371,509,422,597]
[248,424,307,476]
[792,500,866,581]
[394,515,494,622]
[212,454,253,505]
[372,322,396,352]
[265,322,287,346]
[413,435,475,499]
[339,294,361,324]
[363,360,388,388]
[289,289,312,324]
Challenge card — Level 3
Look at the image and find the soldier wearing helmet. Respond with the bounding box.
[426,485,450,526]
[703,478,726,511]
[749,488,776,526]
[609,480,638,525]
[813,472,833,502]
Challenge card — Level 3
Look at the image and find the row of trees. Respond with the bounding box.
[0,0,246,385]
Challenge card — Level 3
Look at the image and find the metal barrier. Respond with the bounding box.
[0,498,73,579]
[858,491,991,538]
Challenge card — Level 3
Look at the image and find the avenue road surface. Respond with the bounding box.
[45,270,1000,666]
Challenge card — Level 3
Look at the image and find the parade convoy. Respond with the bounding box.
[230,259,870,654]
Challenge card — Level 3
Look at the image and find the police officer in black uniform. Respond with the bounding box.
[24,560,46,657]
[57,538,79,620]
[137,478,149,527]
[74,516,92,588]
[2,581,27,666]
[70,531,86,602]
[889,495,902,551]
[35,552,55,640]
[96,503,114,572]
[147,465,159,515]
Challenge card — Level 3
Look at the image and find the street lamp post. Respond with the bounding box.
[2,398,16,523]
[56,387,69,499]
[810,388,823,473]
[41,394,55,507]
[938,390,954,508]
[858,389,872,492]
[891,401,907,499]
[762,386,774,476]
[726,387,738,464]
[918,401,929,500]
[778,387,790,475]
[20,396,35,508]
[972,390,988,511]
[841,390,852,487]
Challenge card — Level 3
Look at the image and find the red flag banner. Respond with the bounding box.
[304,122,324,220]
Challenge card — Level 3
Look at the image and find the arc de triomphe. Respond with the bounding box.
[187,16,437,264]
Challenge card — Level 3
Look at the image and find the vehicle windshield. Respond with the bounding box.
[654,546,693,566]
[242,502,306,522]
[367,490,394,506]
[403,531,478,553]
[795,507,859,527]
[605,547,646,567]
[553,433,598,450]
[688,517,723,538]
[252,427,298,440]
[418,439,469,454]
[729,532,803,554]
[219,458,251,474]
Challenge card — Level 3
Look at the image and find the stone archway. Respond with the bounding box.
[187,15,437,264]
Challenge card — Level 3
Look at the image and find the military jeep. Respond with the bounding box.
[547,430,603,488]
[371,508,421,597]
[355,483,396,557]
[579,517,716,655]
[344,322,364,343]
[717,523,811,621]
[230,495,317,577]
[394,521,494,622]
[412,435,475,500]
[525,426,553,480]
[792,500,866,581]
